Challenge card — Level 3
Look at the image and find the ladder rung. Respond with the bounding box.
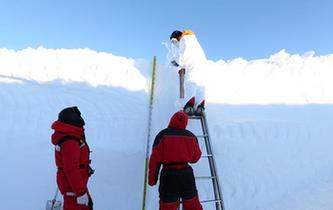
[188,116,203,120]
[200,199,222,203]
[196,134,208,138]
[195,176,216,179]
[181,199,222,204]
[201,154,213,158]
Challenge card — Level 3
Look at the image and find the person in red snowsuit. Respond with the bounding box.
[51,106,94,210]
[148,111,203,210]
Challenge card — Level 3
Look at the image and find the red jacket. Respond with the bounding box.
[51,121,91,196]
[148,111,202,186]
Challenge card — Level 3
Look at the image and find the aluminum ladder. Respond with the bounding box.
[187,113,225,210]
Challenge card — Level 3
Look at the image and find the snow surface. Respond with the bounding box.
[1,47,333,210]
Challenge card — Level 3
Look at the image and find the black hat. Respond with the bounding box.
[58,106,85,127]
[170,30,183,40]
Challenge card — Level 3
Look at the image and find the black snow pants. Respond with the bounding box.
[158,166,198,203]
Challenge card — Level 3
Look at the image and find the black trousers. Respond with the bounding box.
[159,166,198,203]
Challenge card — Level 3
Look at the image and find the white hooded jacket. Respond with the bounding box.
[173,30,207,82]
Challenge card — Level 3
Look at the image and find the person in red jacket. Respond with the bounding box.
[148,111,203,210]
[51,106,94,210]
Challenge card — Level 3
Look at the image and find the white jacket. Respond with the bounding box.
[173,30,207,82]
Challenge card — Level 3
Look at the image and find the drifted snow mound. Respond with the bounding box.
[0,47,149,91]
[202,50,333,104]
[2,48,333,104]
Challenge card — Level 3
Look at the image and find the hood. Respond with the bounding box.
[168,111,188,129]
[182,29,195,36]
[58,106,85,128]
[51,120,84,145]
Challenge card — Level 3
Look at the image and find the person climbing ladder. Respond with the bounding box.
[169,29,207,116]
[148,111,203,210]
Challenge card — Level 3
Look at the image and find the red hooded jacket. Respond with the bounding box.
[148,111,202,186]
[51,121,91,196]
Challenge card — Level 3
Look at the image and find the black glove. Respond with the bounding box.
[88,165,95,177]
[178,68,185,75]
[170,60,179,67]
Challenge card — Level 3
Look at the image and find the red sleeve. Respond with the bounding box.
[61,140,87,195]
[148,143,163,186]
[191,139,202,163]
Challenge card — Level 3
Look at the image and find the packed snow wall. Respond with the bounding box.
[0,48,333,210]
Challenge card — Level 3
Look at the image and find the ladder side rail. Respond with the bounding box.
[200,116,225,210]
[201,119,221,210]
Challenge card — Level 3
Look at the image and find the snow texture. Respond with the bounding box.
[1,47,333,210]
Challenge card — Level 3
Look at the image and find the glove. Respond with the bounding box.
[77,192,89,206]
[178,68,185,75]
[170,60,179,67]
[88,165,95,177]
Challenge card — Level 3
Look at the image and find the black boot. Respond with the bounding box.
[183,97,195,116]
[195,100,205,116]
[184,105,195,115]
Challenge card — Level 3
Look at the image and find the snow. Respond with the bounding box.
[1,47,333,210]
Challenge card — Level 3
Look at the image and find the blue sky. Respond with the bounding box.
[0,0,332,62]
